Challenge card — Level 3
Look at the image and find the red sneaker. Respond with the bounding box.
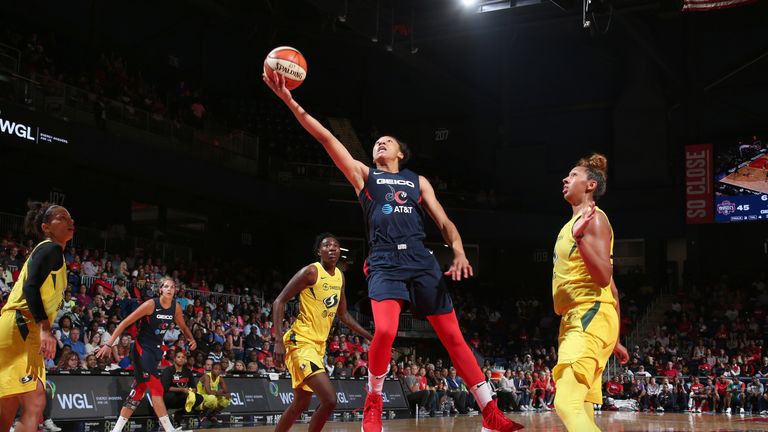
[481,400,525,432]
[362,392,383,432]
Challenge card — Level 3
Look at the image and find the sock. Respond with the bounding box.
[368,366,389,395]
[159,415,175,431]
[469,381,493,410]
[111,416,129,432]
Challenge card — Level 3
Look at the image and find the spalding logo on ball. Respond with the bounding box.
[264,46,307,90]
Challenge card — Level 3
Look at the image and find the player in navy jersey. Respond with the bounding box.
[96,277,196,432]
[265,70,523,432]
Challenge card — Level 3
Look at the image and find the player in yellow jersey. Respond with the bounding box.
[272,233,373,432]
[195,362,231,424]
[0,202,74,432]
[552,154,629,431]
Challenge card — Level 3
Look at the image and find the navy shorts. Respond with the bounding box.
[365,242,453,318]
[130,342,162,383]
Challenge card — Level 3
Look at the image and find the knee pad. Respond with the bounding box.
[124,391,143,411]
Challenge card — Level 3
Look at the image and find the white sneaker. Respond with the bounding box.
[760,410,768,415]
[726,407,732,415]
[521,405,528,411]
[657,406,664,412]
[43,419,62,432]
[740,407,745,414]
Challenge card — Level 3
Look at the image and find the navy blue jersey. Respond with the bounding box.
[359,169,426,246]
[137,298,176,351]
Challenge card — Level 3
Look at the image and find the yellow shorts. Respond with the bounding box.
[553,301,618,405]
[198,394,231,410]
[284,338,326,392]
[0,311,46,398]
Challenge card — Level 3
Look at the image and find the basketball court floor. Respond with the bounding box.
[720,153,768,194]
[200,411,768,431]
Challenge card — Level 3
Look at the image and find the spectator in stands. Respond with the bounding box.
[164,322,181,346]
[672,376,689,412]
[0,265,10,299]
[232,360,246,373]
[445,367,472,414]
[56,352,82,371]
[605,376,624,401]
[84,354,100,371]
[76,284,91,307]
[82,256,98,278]
[746,376,766,414]
[656,378,673,412]
[494,369,518,412]
[725,377,745,414]
[514,370,531,411]
[402,364,433,416]
[227,326,244,360]
[715,376,730,413]
[659,361,680,379]
[643,377,660,412]
[54,315,73,350]
[63,327,86,358]
[689,376,706,413]
[208,342,224,363]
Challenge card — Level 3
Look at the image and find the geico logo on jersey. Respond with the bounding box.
[376,178,415,188]
[56,392,94,410]
[156,314,174,320]
[0,118,35,141]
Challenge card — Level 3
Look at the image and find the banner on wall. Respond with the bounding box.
[48,373,407,421]
[684,144,713,224]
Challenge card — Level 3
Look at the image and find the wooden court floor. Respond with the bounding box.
[201,411,768,431]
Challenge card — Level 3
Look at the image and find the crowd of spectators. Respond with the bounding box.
[0,225,669,420]
[0,25,210,132]
[599,272,768,414]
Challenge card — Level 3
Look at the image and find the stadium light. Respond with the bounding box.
[462,0,479,6]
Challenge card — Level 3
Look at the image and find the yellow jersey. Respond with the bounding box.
[284,262,342,345]
[2,240,67,324]
[197,372,221,395]
[552,208,616,316]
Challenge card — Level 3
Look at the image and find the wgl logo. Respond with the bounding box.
[0,117,35,141]
[230,392,245,406]
[57,393,94,410]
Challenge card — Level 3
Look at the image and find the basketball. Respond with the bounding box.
[264,46,307,90]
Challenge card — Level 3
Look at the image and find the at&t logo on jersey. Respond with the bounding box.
[381,203,413,215]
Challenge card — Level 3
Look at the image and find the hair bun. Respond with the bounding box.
[587,153,608,178]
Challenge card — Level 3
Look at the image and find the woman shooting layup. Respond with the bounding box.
[264,69,522,432]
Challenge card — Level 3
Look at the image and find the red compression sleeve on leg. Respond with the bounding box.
[367,299,403,376]
[427,310,484,386]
